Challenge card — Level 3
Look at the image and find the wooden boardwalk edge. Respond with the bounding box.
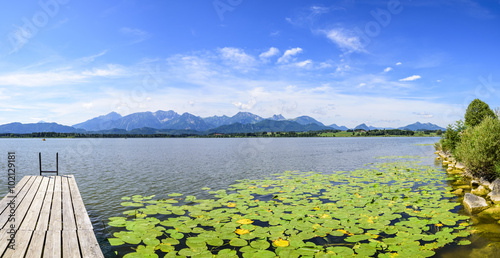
[0,175,104,257]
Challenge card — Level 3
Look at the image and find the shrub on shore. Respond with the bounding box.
[439,120,465,154]
[455,116,500,179]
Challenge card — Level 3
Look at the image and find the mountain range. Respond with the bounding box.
[0,110,446,134]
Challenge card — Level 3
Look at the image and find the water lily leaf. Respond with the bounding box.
[243,250,276,258]
[458,240,471,245]
[121,202,143,207]
[250,239,270,250]
[171,232,184,239]
[206,238,224,246]
[168,193,183,197]
[108,220,127,227]
[229,238,248,247]
[158,243,175,252]
[114,232,141,245]
[108,238,124,246]
[217,249,238,257]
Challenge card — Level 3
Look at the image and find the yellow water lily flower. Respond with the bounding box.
[235,228,250,235]
[435,223,443,227]
[273,238,289,247]
[227,202,237,207]
[236,219,254,225]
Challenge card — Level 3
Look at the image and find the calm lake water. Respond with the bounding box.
[0,137,443,256]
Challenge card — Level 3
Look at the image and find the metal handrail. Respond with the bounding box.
[39,152,58,176]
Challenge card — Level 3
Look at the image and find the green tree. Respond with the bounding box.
[464,99,496,127]
[455,116,500,179]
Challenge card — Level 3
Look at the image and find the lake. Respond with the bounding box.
[0,137,447,256]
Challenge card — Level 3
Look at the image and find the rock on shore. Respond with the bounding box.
[463,193,488,214]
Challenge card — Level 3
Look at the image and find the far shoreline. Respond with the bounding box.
[0,130,442,139]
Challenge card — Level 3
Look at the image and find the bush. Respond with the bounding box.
[455,116,500,179]
[439,120,465,155]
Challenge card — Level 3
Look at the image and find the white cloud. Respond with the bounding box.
[322,29,366,53]
[310,5,330,15]
[78,50,108,64]
[396,62,402,66]
[358,83,367,87]
[399,75,421,82]
[0,72,85,87]
[295,59,312,68]
[413,112,434,118]
[383,67,393,72]
[232,99,256,110]
[218,47,256,66]
[318,62,333,69]
[0,64,125,87]
[277,47,303,63]
[334,64,351,75]
[82,64,124,77]
[259,47,280,61]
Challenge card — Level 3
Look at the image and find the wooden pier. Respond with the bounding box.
[0,175,103,257]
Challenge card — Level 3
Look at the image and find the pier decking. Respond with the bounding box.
[0,175,103,257]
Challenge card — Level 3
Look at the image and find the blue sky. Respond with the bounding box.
[0,0,499,128]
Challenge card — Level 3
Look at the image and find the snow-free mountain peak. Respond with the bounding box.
[269,114,286,121]
[291,116,325,126]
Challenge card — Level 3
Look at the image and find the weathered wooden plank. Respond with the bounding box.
[78,230,104,258]
[0,176,104,257]
[24,230,45,258]
[35,176,55,231]
[63,230,81,257]
[2,230,32,257]
[0,176,31,215]
[49,176,62,231]
[62,176,77,230]
[19,177,50,230]
[0,176,37,229]
[43,230,61,258]
[0,229,14,256]
[0,176,43,230]
[68,175,93,230]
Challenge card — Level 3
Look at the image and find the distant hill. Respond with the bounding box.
[399,122,445,131]
[329,124,349,131]
[208,119,331,134]
[203,115,231,128]
[354,123,370,131]
[290,116,325,126]
[165,112,210,131]
[0,122,84,134]
[227,112,264,124]
[73,111,122,131]
[269,114,286,121]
